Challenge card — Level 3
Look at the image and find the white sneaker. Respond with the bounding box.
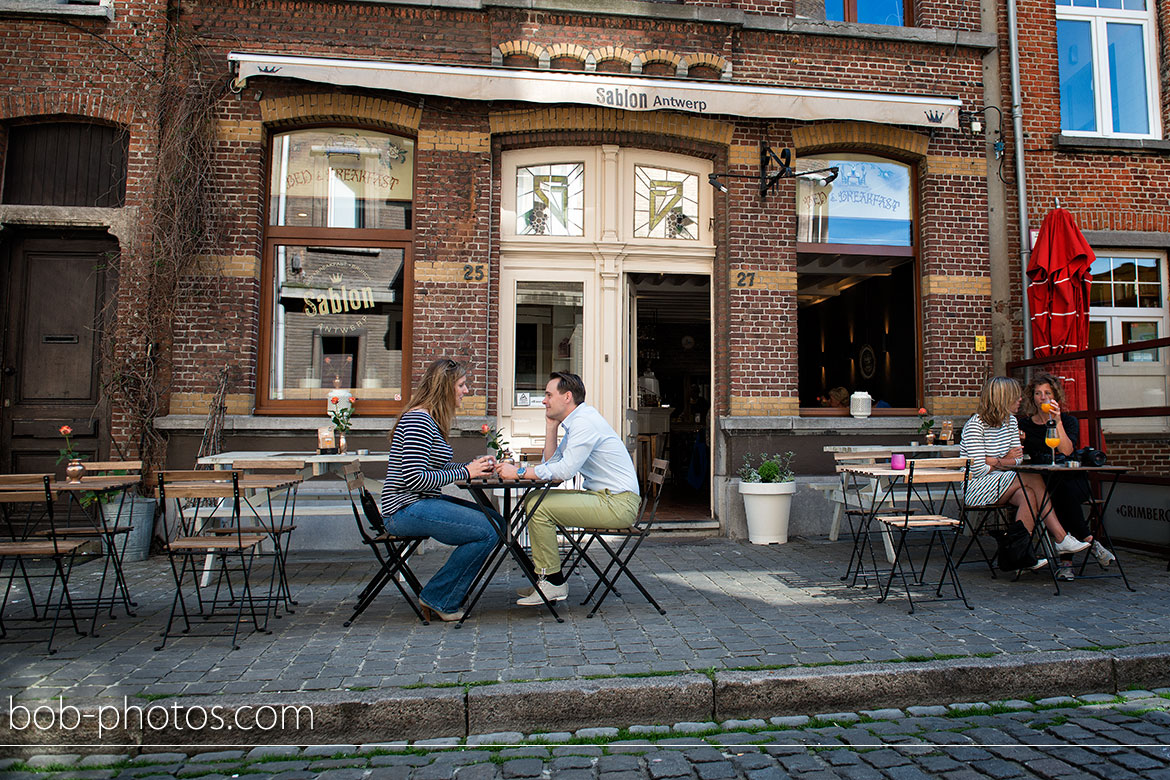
[1092,540,1116,568]
[516,585,535,597]
[1027,558,1049,571]
[1056,563,1075,581]
[1054,534,1090,554]
[516,579,568,606]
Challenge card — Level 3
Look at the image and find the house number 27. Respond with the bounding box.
[735,271,755,287]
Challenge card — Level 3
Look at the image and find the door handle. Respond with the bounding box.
[2,366,14,376]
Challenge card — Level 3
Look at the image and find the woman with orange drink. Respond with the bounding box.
[1018,372,1116,580]
[960,376,1090,573]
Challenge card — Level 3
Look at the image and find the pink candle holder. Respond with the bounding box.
[890,453,906,470]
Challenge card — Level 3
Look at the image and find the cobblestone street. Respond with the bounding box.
[3,690,1169,779]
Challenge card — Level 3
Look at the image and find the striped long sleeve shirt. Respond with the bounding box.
[380,409,470,517]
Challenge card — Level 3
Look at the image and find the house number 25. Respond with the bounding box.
[463,264,485,281]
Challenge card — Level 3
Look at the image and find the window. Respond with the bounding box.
[825,0,907,26]
[515,162,584,236]
[1089,253,1165,362]
[1056,0,1158,138]
[259,128,414,413]
[794,153,918,410]
[1088,251,1169,432]
[633,165,699,240]
[2,122,127,207]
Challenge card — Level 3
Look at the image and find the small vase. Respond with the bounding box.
[336,431,348,454]
[925,432,936,446]
[65,459,86,484]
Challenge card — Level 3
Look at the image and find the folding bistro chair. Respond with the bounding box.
[33,461,143,631]
[199,459,302,617]
[155,470,269,650]
[876,461,972,613]
[0,475,87,653]
[559,458,669,618]
[341,461,428,626]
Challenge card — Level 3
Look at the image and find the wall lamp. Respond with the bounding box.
[958,105,1005,160]
[708,142,840,200]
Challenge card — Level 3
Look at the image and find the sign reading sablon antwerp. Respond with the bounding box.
[230,53,961,130]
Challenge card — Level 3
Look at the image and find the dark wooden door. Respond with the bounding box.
[1,233,114,473]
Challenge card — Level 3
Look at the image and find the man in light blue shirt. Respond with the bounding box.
[495,372,640,606]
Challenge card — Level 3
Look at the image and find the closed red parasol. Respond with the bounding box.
[1027,208,1095,442]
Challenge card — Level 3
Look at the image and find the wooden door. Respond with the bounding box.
[0,233,113,473]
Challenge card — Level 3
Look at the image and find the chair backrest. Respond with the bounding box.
[231,459,306,474]
[0,473,53,488]
[905,457,969,471]
[636,459,669,528]
[157,470,240,499]
[342,460,385,538]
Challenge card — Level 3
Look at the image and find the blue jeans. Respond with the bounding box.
[386,496,500,613]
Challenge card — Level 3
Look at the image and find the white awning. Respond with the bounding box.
[228,52,960,130]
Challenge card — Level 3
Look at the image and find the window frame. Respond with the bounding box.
[1056,0,1161,140]
[1089,250,1167,366]
[256,124,416,416]
[826,0,913,27]
[794,149,922,415]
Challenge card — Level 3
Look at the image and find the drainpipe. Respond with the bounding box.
[1007,0,1032,357]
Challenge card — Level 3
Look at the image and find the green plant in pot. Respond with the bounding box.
[737,451,797,544]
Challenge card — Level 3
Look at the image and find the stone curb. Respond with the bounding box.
[467,674,712,735]
[3,647,1167,748]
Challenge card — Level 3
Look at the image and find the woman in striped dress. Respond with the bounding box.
[381,358,499,622]
[960,376,1090,565]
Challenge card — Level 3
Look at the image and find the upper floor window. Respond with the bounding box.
[1057,0,1159,138]
[825,0,907,26]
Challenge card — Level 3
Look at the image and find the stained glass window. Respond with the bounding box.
[633,165,699,240]
[516,163,584,236]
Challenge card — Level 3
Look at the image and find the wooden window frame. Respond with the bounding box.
[256,125,415,416]
[830,0,914,26]
[795,151,921,415]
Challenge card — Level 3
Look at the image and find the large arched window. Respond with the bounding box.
[258,127,414,414]
[794,153,918,411]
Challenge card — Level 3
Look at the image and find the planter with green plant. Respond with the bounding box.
[737,451,797,544]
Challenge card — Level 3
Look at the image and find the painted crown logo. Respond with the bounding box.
[925,110,944,124]
[330,274,344,284]
[257,65,281,74]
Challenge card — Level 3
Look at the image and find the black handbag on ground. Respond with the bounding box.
[992,520,1038,572]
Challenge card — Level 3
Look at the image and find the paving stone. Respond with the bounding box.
[78,755,129,768]
[721,718,766,730]
[552,756,595,770]
[769,715,810,727]
[303,745,358,757]
[905,706,949,717]
[246,746,302,760]
[815,711,861,724]
[577,726,621,739]
[1118,689,1157,700]
[694,761,737,780]
[859,708,904,720]
[672,721,718,734]
[314,769,368,780]
[529,731,573,743]
[1035,696,1077,707]
[455,765,499,780]
[500,758,545,778]
[1078,693,1121,704]
[466,732,525,746]
[630,724,673,735]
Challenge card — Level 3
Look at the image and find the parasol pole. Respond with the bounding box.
[1008,0,1032,357]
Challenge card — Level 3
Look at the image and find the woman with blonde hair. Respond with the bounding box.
[960,376,1090,571]
[380,358,498,621]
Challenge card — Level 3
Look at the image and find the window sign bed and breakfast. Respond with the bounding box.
[260,128,414,413]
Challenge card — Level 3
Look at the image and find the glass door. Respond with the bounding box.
[498,269,595,451]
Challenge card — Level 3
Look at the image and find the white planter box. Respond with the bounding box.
[738,481,797,545]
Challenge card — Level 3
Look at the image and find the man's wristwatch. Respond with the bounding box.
[516,464,527,478]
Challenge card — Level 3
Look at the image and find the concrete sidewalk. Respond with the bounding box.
[1,537,1168,746]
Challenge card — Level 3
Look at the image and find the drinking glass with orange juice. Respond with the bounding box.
[1044,420,1060,464]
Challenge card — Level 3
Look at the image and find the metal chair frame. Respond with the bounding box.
[341,461,429,626]
[559,458,669,618]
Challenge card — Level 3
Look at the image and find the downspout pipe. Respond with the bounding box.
[1007,0,1032,356]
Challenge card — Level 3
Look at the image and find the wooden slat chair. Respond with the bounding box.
[33,461,144,628]
[948,454,1014,578]
[834,450,908,580]
[558,458,669,618]
[340,461,428,625]
[876,462,973,613]
[199,459,303,617]
[0,475,87,653]
[155,470,269,650]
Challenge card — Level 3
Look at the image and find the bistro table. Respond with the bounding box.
[49,474,143,635]
[1005,463,1133,593]
[198,451,389,479]
[455,476,560,625]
